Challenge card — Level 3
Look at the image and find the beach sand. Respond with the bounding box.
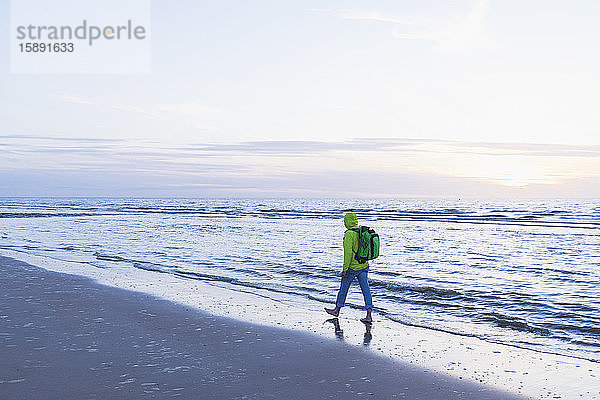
[0,256,526,399]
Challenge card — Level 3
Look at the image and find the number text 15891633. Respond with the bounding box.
[19,43,74,53]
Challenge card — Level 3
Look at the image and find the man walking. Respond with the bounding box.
[325,212,373,323]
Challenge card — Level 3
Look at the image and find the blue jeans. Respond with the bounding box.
[335,268,373,310]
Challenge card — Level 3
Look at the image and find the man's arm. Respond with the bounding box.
[343,231,353,272]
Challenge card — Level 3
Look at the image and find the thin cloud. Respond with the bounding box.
[50,96,221,123]
[192,140,355,155]
[52,94,160,118]
[449,140,600,158]
[332,10,423,26]
[322,0,490,53]
[0,134,122,142]
[157,102,221,116]
[188,138,416,155]
[52,95,100,106]
[186,138,600,158]
[4,135,599,159]
[109,104,160,118]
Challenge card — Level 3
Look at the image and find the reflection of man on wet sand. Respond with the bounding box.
[326,317,372,346]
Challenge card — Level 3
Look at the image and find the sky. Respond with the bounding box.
[1,0,600,197]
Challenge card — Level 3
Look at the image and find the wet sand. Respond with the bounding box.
[0,256,526,399]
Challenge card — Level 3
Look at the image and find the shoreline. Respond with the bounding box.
[0,255,526,399]
[1,249,599,399]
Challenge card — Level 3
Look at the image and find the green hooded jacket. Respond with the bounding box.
[343,212,369,272]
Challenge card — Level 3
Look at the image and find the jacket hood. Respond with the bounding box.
[344,212,358,229]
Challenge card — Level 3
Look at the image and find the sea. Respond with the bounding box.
[1,197,598,364]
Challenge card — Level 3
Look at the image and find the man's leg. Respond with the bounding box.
[325,273,353,316]
[335,273,353,308]
[357,270,373,322]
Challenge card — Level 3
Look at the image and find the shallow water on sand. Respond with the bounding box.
[1,198,599,363]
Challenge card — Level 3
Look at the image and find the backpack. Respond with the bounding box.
[349,226,380,263]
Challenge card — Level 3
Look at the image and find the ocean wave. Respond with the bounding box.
[368,279,466,300]
[171,269,324,297]
[481,312,551,335]
[0,212,97,218]
[2,199,599,229]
